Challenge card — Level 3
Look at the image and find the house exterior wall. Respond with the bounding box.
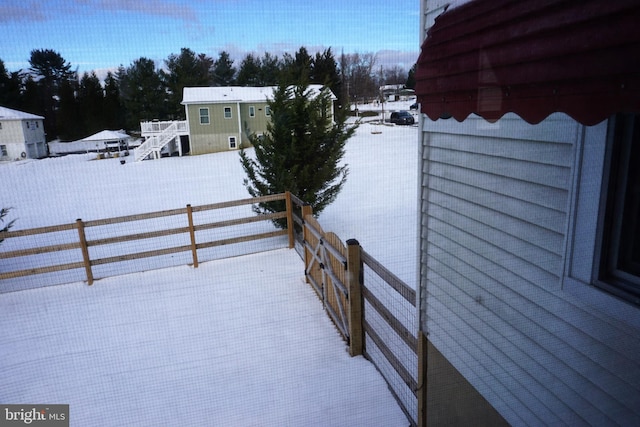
[0,118,46,160]
[185,102,271,155]
[238,102,270,145]
[419,112,640,425]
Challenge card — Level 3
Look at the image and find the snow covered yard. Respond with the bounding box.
[0,101,419,425]
[0,249,408,426]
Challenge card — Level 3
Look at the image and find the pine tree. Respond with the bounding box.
[213,51,236,86]
[239,81,357,227]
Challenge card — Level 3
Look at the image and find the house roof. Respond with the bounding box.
[0,106,44,120]
[415,0,640,125]
[182,85,333,105]
[80,130,130,142]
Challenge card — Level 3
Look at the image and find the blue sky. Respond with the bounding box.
[1,0,419,77]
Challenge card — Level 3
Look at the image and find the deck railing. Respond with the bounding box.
[140,120,188,135]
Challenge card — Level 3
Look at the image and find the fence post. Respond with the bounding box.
[76,218,93,285]
[301,204,313,280]
[284,191,294,249]
[346,238,364,357]
[186,204,199,268]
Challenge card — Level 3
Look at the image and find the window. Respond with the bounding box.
[224,107,232,119]
[597,114,640,305]
[0,122,3,130]
[199,108,210,125]
[228,136,237,149]
[1,145,7,156]
[249,106,255,118]
[265,106,271,117]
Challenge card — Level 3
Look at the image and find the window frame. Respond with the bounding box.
[199,108,210,125]
[594,114,640,304]
[249,106,255,118]
[228,136,237,149]
[564,114,640,328]
[224,107,232,119]
[265,106,271,117]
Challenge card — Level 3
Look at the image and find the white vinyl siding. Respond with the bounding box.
[419,113,640,425]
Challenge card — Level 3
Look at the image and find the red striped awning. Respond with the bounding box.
[415,0,640,125]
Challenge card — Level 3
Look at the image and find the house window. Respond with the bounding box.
[1,145,7,156]
[228,136,237,149]
[597,114,640,305]
[265,106,271,117]
[249,106,255,118]
[199,108,210,125]
[224,107,232,119]
[26,122,30,129]
[0,122,3,130]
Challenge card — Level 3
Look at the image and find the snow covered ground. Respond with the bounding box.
[0,100,419,426]
[1,249,408,426]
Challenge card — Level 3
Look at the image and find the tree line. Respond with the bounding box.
[0,47,416,142]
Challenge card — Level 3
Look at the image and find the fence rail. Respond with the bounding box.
[0,193,294,291]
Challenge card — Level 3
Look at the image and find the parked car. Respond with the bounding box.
[409,102,419,110]
[390,111,415,125]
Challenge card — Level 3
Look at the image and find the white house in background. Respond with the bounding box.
[0,106,47,160]
[415,0,640,426]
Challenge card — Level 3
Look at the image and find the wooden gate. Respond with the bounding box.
[302,214,351,341]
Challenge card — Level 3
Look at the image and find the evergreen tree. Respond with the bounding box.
[406,63,417,89]
[0,59,22,110]
[28,49,74,140]
[258,52,280,86]
[56,75,81,141]
[239,81,356,227]
[20,75,41,117]
[164,48,214,119]
[311,48,343,106]
[213,51,236,86]
[120,57,166,129]
[281,47,312,84]
[78,71,105,135]
[103,71,124,130]
[236,53,261,86]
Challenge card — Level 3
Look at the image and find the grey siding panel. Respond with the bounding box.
[420,113,640,425]
[425,162,569,212]
[428,227,640,405]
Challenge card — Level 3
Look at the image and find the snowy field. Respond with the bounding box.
[0,101,419,426]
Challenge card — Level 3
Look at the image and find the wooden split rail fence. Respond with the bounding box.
[289,193,421,426]
[0,193,295,289]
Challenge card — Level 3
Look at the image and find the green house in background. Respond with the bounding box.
[182,85,334,155]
